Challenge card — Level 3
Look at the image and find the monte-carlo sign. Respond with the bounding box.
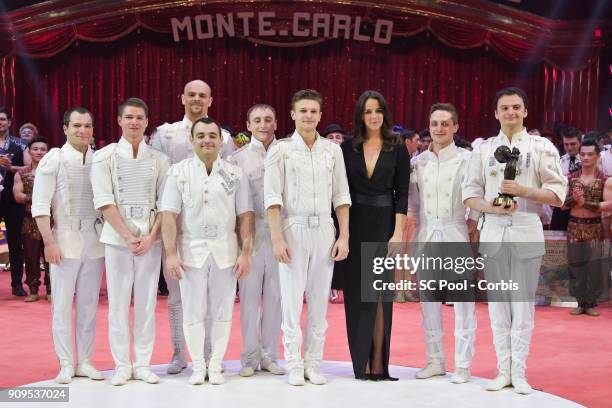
[171,12,394,44]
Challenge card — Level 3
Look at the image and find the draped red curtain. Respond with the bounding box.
[1,31,600,147]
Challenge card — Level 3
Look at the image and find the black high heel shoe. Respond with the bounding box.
[369,373,399,381]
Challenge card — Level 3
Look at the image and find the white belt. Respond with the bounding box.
[186,225,235,239]
[55,218,100,232]
[422,216,466,242]
[120,205,153,219]
[423,216,466,232]
[285,214,333,229]
[484,212,541,228]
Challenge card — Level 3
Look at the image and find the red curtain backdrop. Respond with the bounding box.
[0,31,599,147]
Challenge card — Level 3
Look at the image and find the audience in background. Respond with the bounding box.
[418,130,431,153]
[0,107,27,297]
[13,137,50,302]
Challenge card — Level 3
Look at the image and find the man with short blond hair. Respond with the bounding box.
[265,89,351,386]
[229,104,284,378]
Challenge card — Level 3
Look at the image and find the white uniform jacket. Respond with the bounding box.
[91,137,170,247]
[160,156,253,269]
[408,143,476,243]
[31,143,104,259]
[264,131,351,223]
[227,137,276,254]
[462,129,567,254]
[151,116,234,163]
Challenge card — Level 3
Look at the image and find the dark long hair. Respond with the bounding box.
[351,90,399,152]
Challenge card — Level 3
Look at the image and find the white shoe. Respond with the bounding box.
[450,368,470,384]
[261,361,285,375]
[133,367,160,384]
[55,366,74,384]
[305,367,327,385]
[512,375,533,394]
[189,362,206,385]
[415,363,446,379]
[110,368,132,386]
[287,367,305,386]
[485,373,512,391]
[239,366,255,377]
[206,361,226,373]
[75,362,104,380]
[167,358,187,375]
[208,370,225,385]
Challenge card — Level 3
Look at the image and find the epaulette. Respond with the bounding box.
[533,135,559,157]
[156,122,172,132]
[231,144,249,157]
[167,159,192,186]
[222,158,242,176]
[457,146,472,161]
[37,147,61,175]
[92,143,117,163]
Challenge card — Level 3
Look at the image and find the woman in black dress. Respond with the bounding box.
[342,90,410,380]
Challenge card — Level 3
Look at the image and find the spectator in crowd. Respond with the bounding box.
[554,122,568,141]
[540,129,556,145]
[453,134,472,150]
[0,107,27,296]
[19,123,38,142]
[322,123,346,145]
[19,123,37,167]
[561,127,583,174]
[322,123,348,304]
[528,129,541,136]
[401,129,420,157]
[563,139,611,316]
[551,127,582,230]
[418,130,431,153]
[396,127,421,303]
[13,137,50,302]
[600,137,612,177]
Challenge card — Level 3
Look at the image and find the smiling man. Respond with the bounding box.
[463,87,567,394]
[91,97,170,386]
[228,104,285,378]
[32,107,105,383]
[408,103,478,384]
[161,117,253,385]
[151,79,235,374]
[264,89,351,386]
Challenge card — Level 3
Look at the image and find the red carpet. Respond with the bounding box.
[0,269,610,407]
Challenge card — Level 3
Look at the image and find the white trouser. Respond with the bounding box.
[420,301,476,369]
[485,249,541,377]
[50,256,104,368]
[161,250,186,359]
[239,237,281,368]
[180,256,236,372]
[279,221,335,371]
[105,242,162,370]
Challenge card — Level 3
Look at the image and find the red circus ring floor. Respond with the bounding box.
[0,269,610,407]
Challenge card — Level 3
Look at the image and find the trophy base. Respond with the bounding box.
[493,195,515,209]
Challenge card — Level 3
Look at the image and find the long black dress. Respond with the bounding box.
[341,139,410,379]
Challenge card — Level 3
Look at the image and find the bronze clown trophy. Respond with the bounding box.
[492,146,521,208]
